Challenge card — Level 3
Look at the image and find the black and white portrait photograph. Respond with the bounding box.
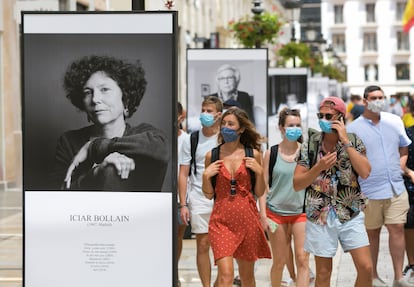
[22,12,176,287]
[186,49,268,138]
[268,68,308,146]
[23,12,175,193]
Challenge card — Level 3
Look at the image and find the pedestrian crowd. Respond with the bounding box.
[177,85,414,287]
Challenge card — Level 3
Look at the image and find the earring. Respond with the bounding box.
[124,108,129,117]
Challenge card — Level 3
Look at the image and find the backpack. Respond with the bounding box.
[188,131,199,176]
[210,144,256,195]
[268,145,279,188]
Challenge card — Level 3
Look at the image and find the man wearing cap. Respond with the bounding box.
[294,96,373,287]
[348,86,412,287]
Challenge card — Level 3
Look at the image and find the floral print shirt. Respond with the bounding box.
[297,132,367,225]
[404,127,414,204]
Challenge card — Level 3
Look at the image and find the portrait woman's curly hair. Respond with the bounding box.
[63,55,147,118]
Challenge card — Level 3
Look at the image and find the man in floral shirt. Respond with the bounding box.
[294,96,373,287]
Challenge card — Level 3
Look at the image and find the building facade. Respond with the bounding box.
[321,0,413,96]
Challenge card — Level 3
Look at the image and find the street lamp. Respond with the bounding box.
[251,0,264,15]
[284,0,302,66]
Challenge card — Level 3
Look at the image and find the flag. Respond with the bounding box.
[403,0,414,32]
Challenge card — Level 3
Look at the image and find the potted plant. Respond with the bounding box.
[228,12,283,48]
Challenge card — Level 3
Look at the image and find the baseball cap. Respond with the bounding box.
[319,96,346,115]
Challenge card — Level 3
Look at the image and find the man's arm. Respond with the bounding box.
[400,146,409,171]
[293,152,337,191]
[178,164,190,225]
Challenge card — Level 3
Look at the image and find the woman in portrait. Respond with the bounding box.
[50,55,170,191]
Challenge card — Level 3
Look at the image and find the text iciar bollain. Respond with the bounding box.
[70,215,130,222]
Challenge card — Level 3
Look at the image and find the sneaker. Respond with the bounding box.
[233,275,241,286]
[373,277,389,287]
[281,277,294,286]
[404,265,414,279]
[309,268,315,282]
[393,277,414,287]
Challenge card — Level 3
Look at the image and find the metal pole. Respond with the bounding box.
[291,18,296,67]
[132,0,145,10]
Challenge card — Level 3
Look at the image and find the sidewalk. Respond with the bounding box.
[179,228,399,287]
[0,189,22,287]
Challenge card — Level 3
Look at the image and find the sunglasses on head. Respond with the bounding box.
[284,109,300,116]
[317,113,337,120]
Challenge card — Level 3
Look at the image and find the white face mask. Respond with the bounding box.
[367,99,386,114]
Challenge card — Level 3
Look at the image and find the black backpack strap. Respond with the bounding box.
[188,131,199,176]
[211,145,256,196]
[304,129,320,213]
[210,145,221,190]
[268,145,279,188]
[244,146,256,194]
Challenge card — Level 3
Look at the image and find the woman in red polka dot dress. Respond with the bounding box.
[202,107,271,287]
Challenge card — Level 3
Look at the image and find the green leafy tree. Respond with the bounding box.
[277,42,346,82]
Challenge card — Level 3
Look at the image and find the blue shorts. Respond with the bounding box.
[304,210,369,257]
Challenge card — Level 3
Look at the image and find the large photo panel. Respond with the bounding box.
[187,49,268,138]
[22,12,176,287]
[23,12,175,192]
[268,68,308,147]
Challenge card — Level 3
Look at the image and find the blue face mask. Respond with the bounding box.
[221,127,239,143]
[319,119,333,133]
[199,113,215,127]
[285,127,302,142]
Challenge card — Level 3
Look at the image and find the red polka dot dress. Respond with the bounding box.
[208,162,271,263]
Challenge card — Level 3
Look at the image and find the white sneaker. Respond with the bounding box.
[373,277,389,287]
[281,277,294,286]
[404,265,414,282]
[393,277,414,287]
[309,269,315,282]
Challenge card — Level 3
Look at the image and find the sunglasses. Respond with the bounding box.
[284,109,300,116]
[317,113,337,120]
[367,96,384,101]
[230,178,237,196]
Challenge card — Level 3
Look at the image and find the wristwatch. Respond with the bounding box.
[343,142,353,149]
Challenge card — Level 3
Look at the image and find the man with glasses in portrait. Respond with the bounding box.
[209,64,255,124]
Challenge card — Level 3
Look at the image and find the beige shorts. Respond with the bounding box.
[365,190,410,229]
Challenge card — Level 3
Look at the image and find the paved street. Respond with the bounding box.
[179,221,399,287]
[0,189,22,287]
[0,189,405,287]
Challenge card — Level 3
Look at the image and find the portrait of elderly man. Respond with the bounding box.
[208,64,255,124]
